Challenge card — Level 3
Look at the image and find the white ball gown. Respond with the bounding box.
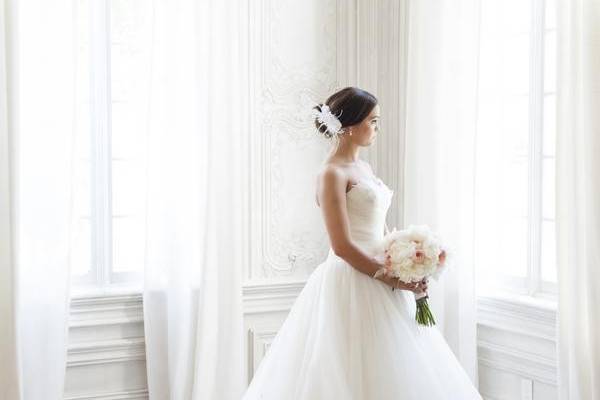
[242,176,482,400]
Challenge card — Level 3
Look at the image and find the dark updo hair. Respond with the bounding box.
[313,87,378,138]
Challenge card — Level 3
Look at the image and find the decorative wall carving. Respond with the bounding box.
[248,0,339,280]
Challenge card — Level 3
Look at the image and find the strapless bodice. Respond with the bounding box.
[343,176,394,254]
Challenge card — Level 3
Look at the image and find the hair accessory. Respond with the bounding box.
[313,104,344,138]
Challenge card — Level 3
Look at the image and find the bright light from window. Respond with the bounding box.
[476,0,557,295]
[70,0,151,286]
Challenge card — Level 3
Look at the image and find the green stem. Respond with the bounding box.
[415,296,436,326]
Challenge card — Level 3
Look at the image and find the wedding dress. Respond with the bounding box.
[242,176,482,399]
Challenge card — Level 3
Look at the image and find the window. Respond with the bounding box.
[71,0,152,287]
[475,0,556,297]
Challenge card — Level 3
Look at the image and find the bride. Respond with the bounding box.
[242,87,482,399]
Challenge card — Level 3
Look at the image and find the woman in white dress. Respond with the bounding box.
[242,87,482,399]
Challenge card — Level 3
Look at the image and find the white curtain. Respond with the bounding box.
[0,0,20,397]
[0,0,75,398]
[556,0,600,398]
[402,0,481,384]
[142,0,247,399]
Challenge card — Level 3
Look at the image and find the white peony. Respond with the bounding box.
[377,224,444,283]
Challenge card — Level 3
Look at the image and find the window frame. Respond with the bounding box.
[71,0,143,288]
[478,0,557,299]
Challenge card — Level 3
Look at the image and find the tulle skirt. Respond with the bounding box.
[242,248,483,400]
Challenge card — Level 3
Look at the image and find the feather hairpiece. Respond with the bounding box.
[313,104,344,138]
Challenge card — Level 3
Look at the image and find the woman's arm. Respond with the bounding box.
[317,166,425,293]
[317,166,386,278]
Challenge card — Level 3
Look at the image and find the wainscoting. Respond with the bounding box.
[64,293,148,400]
[63,282,307,400]
[477,296,558,400]
[64,287,559,399]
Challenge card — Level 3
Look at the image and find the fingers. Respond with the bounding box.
[388,277,430,293]
[402,280,419,291]
[409,279,428,293]
[394,278,404,289]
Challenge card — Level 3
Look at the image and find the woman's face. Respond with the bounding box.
[348,105,380,146]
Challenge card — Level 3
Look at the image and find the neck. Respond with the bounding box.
[331,139,360,163]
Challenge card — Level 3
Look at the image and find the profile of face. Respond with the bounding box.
[345,105,380,146]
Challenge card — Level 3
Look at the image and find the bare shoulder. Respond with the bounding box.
[318,163,347,187]
[315,163,349,206]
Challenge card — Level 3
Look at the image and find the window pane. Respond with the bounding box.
[112,160,145,217]
[504,95,530,157]
[110,0,152,102]
[475,154,529,281]
[480,0,531,96]
[502,217,529,278]
[71,217,92,277]
[109,0,151,280]
[477,0,533,286]
[542,157,555,220]
[75,101,91,161]
[110,0,152,158]
[543,94,556,156]
[504,34,531,95]
[74,160,91,217]
[112,216,145,273]
[76,0,90,106]
[544,30,556,94]
[544,0,556,31]
[541,220,557,282]
[112,102,143,160]
[504,0,531,34]
[72,0,92,280]
[506,155,530,218]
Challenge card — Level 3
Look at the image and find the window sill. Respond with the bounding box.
[477,289,557,311]
[70,283,143,300]
[69,285,144,330]
[477,291,557,341]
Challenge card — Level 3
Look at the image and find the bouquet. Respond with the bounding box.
[374,224,449,326]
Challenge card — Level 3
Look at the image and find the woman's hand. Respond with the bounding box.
[374,252,429,293]
[375,269,429,294]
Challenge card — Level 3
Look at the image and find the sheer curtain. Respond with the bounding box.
[402,0,481,384]
[556,0,600,398]
[0,1,20,397]
[142,0,247,399]
[0,0,75,398]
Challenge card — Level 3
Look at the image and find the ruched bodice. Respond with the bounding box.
[344,176,394,254]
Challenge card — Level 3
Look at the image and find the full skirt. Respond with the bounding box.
[242,249,483,400]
